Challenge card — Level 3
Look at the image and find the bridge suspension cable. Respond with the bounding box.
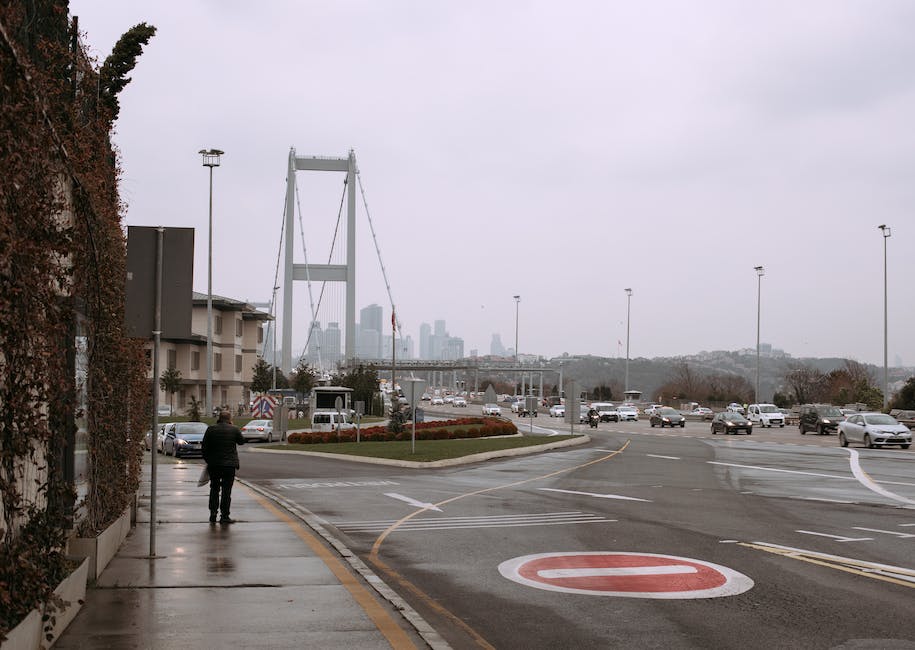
[356,171,401,341]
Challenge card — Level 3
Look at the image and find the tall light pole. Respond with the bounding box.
[200,149,223,416]
[879,225,891,409]
[754,266,764,404]
[624,288,632,394]
[513,295,521,363]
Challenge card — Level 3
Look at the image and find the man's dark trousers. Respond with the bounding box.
[208,465,236,518]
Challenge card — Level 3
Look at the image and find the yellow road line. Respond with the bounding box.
[739,542,915,590]
[247,487,419,650]
[366,441,631,648]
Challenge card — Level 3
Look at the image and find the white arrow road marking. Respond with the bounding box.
[538,566,697,579]
[384,493,442,511]
[538,488,652,502]
[646,454,681,460]
[796,530,873,542]
[852,527,915,538]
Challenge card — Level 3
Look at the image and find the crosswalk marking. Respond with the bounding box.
[335,511,615,534]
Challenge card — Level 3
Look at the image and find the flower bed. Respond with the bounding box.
[287,417,517,444]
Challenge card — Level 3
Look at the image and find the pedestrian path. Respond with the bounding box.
[56,462,435,649]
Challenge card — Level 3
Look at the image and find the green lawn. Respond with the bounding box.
[272,435,580,462]
[158,415,385,428]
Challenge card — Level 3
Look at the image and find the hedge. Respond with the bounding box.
[287,417,517,445]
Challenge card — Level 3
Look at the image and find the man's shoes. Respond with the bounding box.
[209,513,217,523]
[219,517,236,524]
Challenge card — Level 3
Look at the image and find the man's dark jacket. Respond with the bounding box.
[202,422,245,468]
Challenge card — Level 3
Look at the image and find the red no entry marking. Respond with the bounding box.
[499,552,754,599]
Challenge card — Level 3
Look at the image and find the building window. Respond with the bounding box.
[191,351,200,371]
[167,349,177,370]
[214,353,222,372]
[236,319,243,337]
[235,354,242,373]
[215,315,222,335]
[257,325,263,344]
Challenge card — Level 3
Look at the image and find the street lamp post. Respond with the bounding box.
[879,225,891,409]
[754,266,764,404]
[513,295,521,363]
[200,149,223,416]
[624,288,632,394]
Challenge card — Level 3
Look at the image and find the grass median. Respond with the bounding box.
[272,435,581,463]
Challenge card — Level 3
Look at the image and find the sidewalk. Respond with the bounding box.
[55,462,438,649]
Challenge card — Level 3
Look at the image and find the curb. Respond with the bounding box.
[249,434,592,468]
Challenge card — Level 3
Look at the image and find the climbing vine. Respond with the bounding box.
[0,1,154,639]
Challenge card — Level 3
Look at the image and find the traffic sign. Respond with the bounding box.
[499,552,753,599]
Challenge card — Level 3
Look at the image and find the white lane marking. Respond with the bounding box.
[790,496,855,504]
[901,523,915,527]
[646,454,681,460]
[384,493,442,512]
[538,566,697,579]
[336,511,615,533]
[845,448,915,506]
[708,461,852,481]
[538,487,652,502]
[796,530,873,542]
[852,527,915,539]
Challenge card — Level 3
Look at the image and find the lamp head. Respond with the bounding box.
[625,288,632,296]
[879,224,891,237]
[513,295,520,301]
[754,266,764,277]
[199,149,224,167]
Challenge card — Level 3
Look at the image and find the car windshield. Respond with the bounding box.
[619,407,635,412]
[176,422,208,435]
[725,414,748,422]
[247,420,270,427]
[818,406,843,417]
[864,414,897,425]
[659,408,678,415]
[759,405,778,413]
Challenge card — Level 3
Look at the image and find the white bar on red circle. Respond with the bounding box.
[538,566,697,579]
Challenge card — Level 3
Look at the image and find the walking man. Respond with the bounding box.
[202,410,245,524]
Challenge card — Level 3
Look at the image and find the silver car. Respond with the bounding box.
[838,413,911,449]
[163,422,208,457]
[241,419,276,442]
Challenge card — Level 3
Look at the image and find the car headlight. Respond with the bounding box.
[662,418,670,422]
[177,439,187,445]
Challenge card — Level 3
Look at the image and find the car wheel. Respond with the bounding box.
[711,427,717,435]
[680,422,685,428]
[267,431,273,443]
[650,421,656,428]
[800,424,806,435]
[864,433,874,449]
[902,444,910,449]
[779,424,784,428]
[817,424,824,435]
[839,432,848,447]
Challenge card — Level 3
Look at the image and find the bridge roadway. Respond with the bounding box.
[238,405,915,649]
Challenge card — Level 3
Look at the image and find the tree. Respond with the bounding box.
[889,376,915,411]
[250,358,287,393]
[336,365,380,414]
[784,364,826,404]
[590,384,614,401]
[290,361,316,396]
[159,368,181,412]
[187,396,203,422]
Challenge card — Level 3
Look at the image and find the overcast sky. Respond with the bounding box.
[70,1,915,366]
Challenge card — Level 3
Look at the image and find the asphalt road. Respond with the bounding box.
[237,411,915,649]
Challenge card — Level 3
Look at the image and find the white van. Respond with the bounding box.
[591,403,618,422]
[747,404,785,428]
[311,410,355,432]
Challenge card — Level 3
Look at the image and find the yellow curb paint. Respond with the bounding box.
[246,487,419,650]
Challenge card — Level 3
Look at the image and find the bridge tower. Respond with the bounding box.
[282,148,357,374]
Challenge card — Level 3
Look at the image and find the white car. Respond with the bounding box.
[838,413,911,449]
[747,404,785,428]
[549,404,565,418]
[617,406,639,421]
[453,396,467,407]
[726,403,745,414]
[444,395,455,404]
[482,403,502,416]
[241,419,275,442]
[431,396,444,406]
[511,400,524,413]
[644,404,663,416]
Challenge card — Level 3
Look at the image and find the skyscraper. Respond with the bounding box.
[490,333,506,357]
[359,304,384,358]
[324,322,341,363]
[419,323,431,360]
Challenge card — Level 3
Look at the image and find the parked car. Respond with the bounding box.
[798,404,844,435]
[482,403,502,416]
[549,404,566,418]
[690,407,714,420]
[891,410,915,430]
[711,411,753,435]
[163,422,208,458]
[146,424,167,452]
[747,403,785,428]
[838,413,911,449]
[453,396,467,407]
[617,405,639,421]
[311,410,355,432]
[650,407,685,428]
[241,419,276,442]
